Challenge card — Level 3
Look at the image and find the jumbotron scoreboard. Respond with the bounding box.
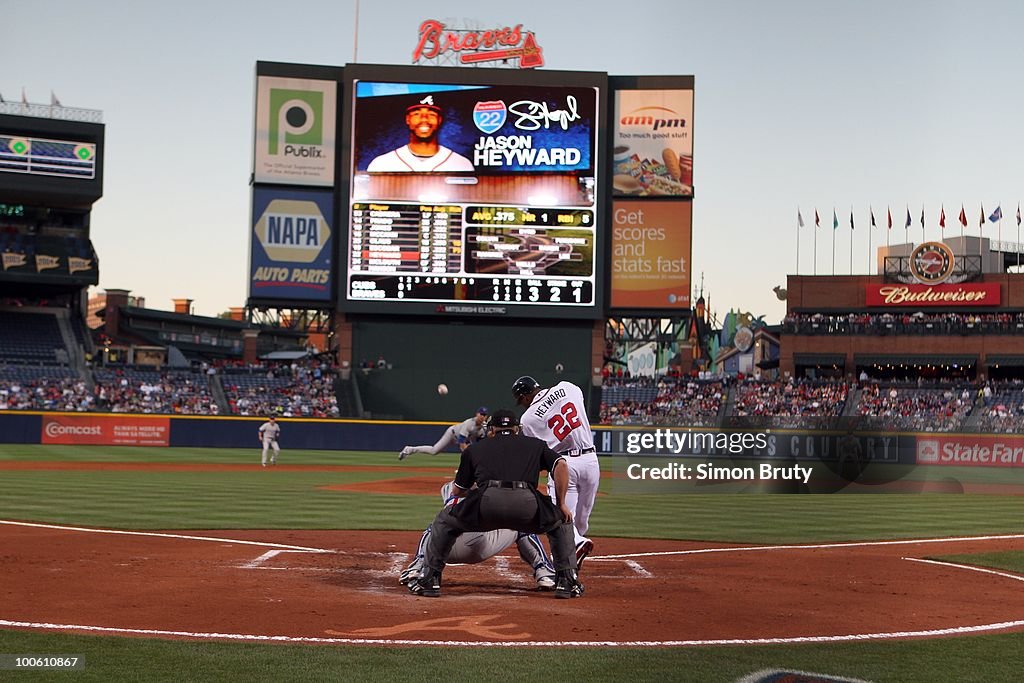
[348,203,594,305]
[340,64,605,318]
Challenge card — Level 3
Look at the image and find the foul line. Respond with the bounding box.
[904,557,1024,583]
[2,618,1024,647]
[0,519,334,554]
[589,533,1024,561]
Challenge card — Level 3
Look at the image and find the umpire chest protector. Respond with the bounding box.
[450,432,562,531]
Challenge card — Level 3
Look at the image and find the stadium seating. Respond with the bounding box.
[0,310,67,362]
[856,383,974,432]
[600,377,725,426]
[975,383,1024,433]
[93,367,218,415]
[0,364,93,411]
[733,379,849,418]
[220,362,339,418]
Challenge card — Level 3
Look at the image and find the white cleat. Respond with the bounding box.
[575,539,594,571]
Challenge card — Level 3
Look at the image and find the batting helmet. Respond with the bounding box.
[511,375,540,401]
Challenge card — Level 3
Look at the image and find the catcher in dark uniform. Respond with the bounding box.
[406,409,584,599]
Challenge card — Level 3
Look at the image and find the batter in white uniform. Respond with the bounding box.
[513,376,599,569]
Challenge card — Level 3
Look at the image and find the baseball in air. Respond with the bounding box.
[437,383,449,396]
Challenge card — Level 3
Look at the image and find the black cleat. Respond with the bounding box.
[554,569,584,599]
[407,569,441,597]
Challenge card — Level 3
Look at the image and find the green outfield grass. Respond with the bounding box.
[1,445,1023,542]
[2,628,1023,683]
[931,550,1024,574]
[2,444,1024,682]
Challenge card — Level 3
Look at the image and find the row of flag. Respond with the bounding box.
[797,204,1021,230]
[0,88,62,106]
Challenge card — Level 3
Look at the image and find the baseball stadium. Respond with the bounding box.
[3,53,1024,683]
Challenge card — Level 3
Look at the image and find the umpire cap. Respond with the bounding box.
[511,375,540,401]
[487,409,519,432]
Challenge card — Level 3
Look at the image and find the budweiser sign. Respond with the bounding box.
[865,283,1001,307]
[412,20,545,69]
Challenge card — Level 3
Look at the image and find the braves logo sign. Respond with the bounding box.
[473,101,507,134]
[412,19,545,69]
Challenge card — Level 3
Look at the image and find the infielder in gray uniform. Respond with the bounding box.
[398,407,488,460]
[399,481,556,589]
[258,416,281,467]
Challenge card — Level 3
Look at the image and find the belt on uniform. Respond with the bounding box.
[560,447,596,457]
[485,480,532,490]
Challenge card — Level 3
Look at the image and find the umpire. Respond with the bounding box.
[407,409,584,599]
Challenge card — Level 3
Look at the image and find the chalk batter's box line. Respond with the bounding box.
[0,519,335,554]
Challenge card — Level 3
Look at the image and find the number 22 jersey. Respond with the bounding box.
[519,381,594,454]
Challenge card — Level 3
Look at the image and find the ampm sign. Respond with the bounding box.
[253,75,336,186]
[249,187,333,302]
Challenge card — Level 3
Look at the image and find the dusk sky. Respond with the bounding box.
[4,0,1023,321]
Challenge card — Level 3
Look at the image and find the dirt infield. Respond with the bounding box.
[3,520,1024,646]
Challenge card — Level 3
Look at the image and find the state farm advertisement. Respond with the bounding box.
[916,435,1024,468]
[42,415,170,446]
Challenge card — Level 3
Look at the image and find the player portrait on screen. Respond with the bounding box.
[366,95,475,173]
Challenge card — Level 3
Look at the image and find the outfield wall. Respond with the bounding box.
[1,412,443,453]
[3,412,1023,470]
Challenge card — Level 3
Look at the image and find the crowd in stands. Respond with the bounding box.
[974,381,1024,433]
[596,372,1007,432]
[857,383,974,432]
[2,345,1023,436]
[0,377,94,411]
[0,358,340,417]
[221,360,339,418]
[731,379,850,428]
[600,376,724,426]
[784,312,1024,336]
[93,368,217,415]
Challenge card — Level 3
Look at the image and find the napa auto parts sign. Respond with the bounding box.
[917,435,1024,467]
[42,414,170,446]
[412,19,545,68]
